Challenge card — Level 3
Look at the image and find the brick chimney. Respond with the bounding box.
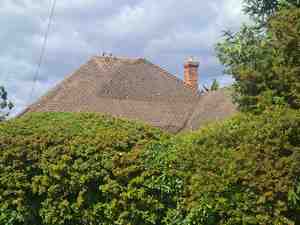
[184,57,199,90]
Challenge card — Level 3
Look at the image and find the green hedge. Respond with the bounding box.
[143,107,300,224]
[1,109,300,224]
[0,113,172,225]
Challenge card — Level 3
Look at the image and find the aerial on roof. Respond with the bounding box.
[22,56,237,133]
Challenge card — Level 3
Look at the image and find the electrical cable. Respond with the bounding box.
[28,0,57,104]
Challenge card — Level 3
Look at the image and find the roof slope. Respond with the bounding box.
[184,89,238,131]
[24,56,203,132]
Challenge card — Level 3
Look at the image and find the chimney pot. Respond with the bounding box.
[184,57,199,90]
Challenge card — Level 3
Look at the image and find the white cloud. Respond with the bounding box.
[0,0,248,115]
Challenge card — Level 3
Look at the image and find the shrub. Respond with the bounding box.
[1,109,300,224]
[0,112,172,225]
[143,107,300,224]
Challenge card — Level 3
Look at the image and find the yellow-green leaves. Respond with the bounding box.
[1,109,300,224]
[0,112,167,225]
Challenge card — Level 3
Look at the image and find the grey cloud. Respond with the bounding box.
[0,0,247,115]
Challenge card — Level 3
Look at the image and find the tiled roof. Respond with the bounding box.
[22,56,236,132]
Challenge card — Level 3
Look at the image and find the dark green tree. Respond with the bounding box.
[243,0,300,24]
[216,1,300,112]
[0,86,13,121]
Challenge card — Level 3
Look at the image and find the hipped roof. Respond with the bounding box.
[23,56,236,132]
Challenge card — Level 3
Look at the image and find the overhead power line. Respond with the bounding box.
[28,0,57,104]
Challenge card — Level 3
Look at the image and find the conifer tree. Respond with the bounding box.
[216,1,300,112]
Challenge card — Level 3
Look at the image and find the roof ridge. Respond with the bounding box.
[93,56,144,64]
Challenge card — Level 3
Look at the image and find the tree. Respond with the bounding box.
[201,79,220,94]
[216,1,300,112]
[210,79,220,91]
[0,86,13,121]
[243,0,300,25]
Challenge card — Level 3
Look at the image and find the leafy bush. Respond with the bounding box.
[0,112,172,225]
[143,107,300,224]
[1,109,300,225]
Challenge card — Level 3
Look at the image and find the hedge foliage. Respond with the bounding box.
[0,113,171,225]
[143,107,300,224]
[1,108,300,224]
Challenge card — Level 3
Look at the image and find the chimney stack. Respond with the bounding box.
[184,57,199,90]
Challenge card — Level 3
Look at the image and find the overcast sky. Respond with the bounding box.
[1,0,248,114]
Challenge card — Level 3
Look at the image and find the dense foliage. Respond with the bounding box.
[216,6,300,112]
[0,113,173,225]
[243,0,300,24]
[212,3,300,223]
[1,108,300,225]
[1,2,300,224]
[0,86,13,121]
[143,107,300,224]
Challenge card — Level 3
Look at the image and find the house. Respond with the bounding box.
[22,55,236,133]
